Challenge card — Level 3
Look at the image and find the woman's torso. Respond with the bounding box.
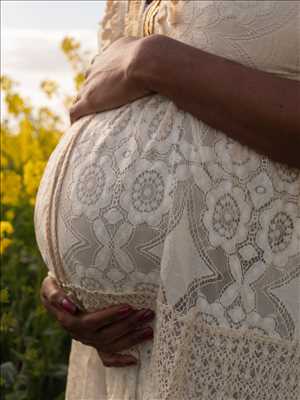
[34,2,300,399]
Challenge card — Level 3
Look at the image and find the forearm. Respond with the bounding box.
[136,35,300,168]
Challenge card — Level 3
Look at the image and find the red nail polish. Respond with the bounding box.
[127,360,138,366]
[137,327,153,340]
[137,309,155,322]
[118,305,133,316]
[62,298,77,314]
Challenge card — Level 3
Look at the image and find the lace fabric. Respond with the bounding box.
[34,1,300,399]
[146,289,300,400]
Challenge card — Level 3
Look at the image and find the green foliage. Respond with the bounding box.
[1,36,90,399]
[0,207,72,400]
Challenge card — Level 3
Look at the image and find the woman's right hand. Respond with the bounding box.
[40,275,155,367]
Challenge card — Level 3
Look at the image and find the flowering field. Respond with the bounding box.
[0,38,88,400]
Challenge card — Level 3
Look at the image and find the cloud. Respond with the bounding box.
[2,28,98,74]
[2,28,98,122]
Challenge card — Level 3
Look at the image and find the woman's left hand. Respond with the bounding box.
[69,36,153,124]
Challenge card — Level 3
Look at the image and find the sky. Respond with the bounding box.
[1,1,106,120]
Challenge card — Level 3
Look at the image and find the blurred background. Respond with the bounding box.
[1,2,105,399]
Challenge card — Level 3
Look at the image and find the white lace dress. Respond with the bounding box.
[34,1,300,399]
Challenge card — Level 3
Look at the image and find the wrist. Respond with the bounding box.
[130,34,208,105]
[130,34,167,92]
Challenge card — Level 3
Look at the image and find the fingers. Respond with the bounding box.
[85,54,99,79]
[80,304,136,331]
[41,296,80,334]
[40,275,82,338]
[100,326,153,354]
[73,93,81,104]
[69,308,155,353]
[94,310,155,367]
[97,351,138,368]
[44,295,146,342]
[40,276,155,368]
[40,276,77,314]
[69,97,93,125]
[94,309,155,344]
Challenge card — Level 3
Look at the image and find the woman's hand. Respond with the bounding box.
[69,36,153,124]
[40,275,155,367]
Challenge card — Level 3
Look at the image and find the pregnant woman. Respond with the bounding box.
[36,1,300,399]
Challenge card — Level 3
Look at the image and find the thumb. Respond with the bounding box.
[41,276,78,315]
[60,298,78,314]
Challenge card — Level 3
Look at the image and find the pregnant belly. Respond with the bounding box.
[34,93,300,314]
[34,94,191,311]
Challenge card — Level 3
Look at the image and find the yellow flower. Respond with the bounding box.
[0,170,21,205]
[0,238,12,255]
[0,154,8,167]
[38,128,61,159]
[23,160,46,203]
[74,72,85,90]
[38,108,62,133]
[1,125,22,169]
[5,93,25,116]
[61,37,80,54]
[18,118,43,164]
[0,75,13,91]
[60,37,84,69]
[0,221,14,235]
[40,80,58,98]
[0,221,14,254]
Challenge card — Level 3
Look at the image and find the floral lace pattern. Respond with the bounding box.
[146,290,300,400]
[34,1,300,399]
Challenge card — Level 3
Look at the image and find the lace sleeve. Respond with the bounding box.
[97,0,127,52]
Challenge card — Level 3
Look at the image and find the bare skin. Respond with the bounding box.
[69,37,153,124]
[40,276,155,367]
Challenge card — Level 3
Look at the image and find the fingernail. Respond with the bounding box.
[122,357,138,365]
[127,360,138,366]
[62,298,77,314]
[118,305,133,316]
[137,309,155,323]
[135,326,153,340]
